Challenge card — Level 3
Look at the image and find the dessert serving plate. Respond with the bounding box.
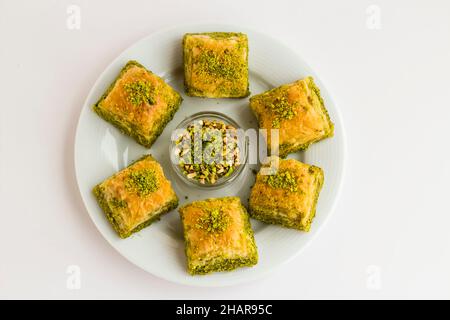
[74,24,346,286]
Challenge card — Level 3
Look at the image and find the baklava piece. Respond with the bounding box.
[93,155,178,238]
[249,77,334,158]
[183,32,249,98]
[249,158,324,231]
[93,60,182,148]
[179,197,258,275]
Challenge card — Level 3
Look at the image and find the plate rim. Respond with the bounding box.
[74,23,347,287]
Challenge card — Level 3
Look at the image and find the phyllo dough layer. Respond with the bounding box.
[249,77,333,158]
[249,158,324,231]
[93,60,182,148]
[179,197,258,275]
[93,155,178,238]
[183,32,249,98]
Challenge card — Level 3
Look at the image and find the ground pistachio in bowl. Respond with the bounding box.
[173,118,242,186]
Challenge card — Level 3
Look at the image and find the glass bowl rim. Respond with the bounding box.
[169,111,248,189]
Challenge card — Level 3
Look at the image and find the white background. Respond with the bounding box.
[1,0,449,299]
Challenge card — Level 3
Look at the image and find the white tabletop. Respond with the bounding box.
[1,0,449,299]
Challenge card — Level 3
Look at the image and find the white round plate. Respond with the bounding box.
[75,24,346,287]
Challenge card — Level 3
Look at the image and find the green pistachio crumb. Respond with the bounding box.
[126,169,159,196]
[308,78,325,106]
[198,49,244,80]
[109,197,127,209]
[195,208,230,233]
[264,171,298,192]
[124,80,156,106]
[175,119,240,185]
[269,95,297,128]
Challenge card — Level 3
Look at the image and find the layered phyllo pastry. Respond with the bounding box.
[249,158,324,231]
[183,32,249,98]
[249,77,334,158]
[179,197,258,275]
[93,60,182,148]
[93,155,178,238]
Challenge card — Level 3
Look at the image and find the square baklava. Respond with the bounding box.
[179,197,258,275]
[93,60,182,148]
[249,158,324,231]
[93,155,178,238]
[183,32,249,98]
[249,77,334,158]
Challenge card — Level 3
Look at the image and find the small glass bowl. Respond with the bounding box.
[169,111,248,190]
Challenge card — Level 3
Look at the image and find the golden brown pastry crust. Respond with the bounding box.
[249,77,333,158]
[249,158,324,231]
[93,61,182,148]
[93,155,178,238]
[183,33,249,98]
[179,197,258,275]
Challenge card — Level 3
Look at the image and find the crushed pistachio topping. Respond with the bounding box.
[174,119,240,185]
[124,80,156,106]
[195,208,230,233]
[203,32,243,40]
[109,197,127,209]
[308,78,324,106]
[269,95,297,128]
[197,48,245,80]
[264,171,298,192]
[126,169,159,196]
